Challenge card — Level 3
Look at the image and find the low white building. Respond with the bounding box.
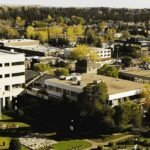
[45,73,144,106]
[0,49,25,112]
[64,47,111,59]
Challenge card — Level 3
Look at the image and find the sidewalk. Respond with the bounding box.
[84,134,134,150]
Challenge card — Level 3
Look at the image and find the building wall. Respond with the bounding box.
[0,53,25,111]
[45,79,142,105]
[45,80,82,101]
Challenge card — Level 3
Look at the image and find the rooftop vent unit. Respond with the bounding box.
[93,80,101,84]
[59,76,66,80]
[10,49,14,53]
[71,80,83,86]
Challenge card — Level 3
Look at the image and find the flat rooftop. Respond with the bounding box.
[0,39,39,43]
[120,69,150,79]
[9,45,62,53]
[47,73,144,95]
[0,49,19,55]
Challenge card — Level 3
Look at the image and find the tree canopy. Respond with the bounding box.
[97,64,119,78]
[54,68,69,77]
[70,45,99,61]
[114,101,143,129]
[79,81,108,116]
[9,138,21,150]
[34,63,51,74]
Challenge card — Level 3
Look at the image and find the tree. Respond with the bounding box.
[122,30,131,38]
[145,107,150,126]
[48,37,69,47]
[99,21,108,32]
[26,26,35,39]
[15,16,25,28]
[47,15,52,22]
[114,101,143,129]
[9,138,21,150]
[34,63,51,74]
[73,25,84,37]
[70,45,99,61]
[49,26,63,37]
[97,64,119,78]
[79,81,109,116]
[66,26,76,41]
[121,56,132,67]
[57,16,64,24]
[78,82,115,131]
[71,16,85,25]
[54,68,69,77]
[6,28,20,39]
[37,31,48,43]
[141,84,150,108]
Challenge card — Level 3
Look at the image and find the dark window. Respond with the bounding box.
[0,64,2,67]
[12,72,24,77]
[71,91,78,97]
[109,100,112,106]
[12,62,24,66]
[5,85,10,91]
[5,63,9,67]
[56,87,62,93]
[48,85,55,91]
[5,74,10,78]
[0,75,2,78]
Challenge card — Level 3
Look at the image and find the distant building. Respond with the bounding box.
[115,37,150,56]
[75,60,99,74]
[119,69,150,84]
[0,39,62,57]
[0,39,40,47]
[45,73,143,106]
[0,49,25,112]
[64,47,112,60]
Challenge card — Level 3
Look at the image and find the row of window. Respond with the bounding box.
[4,84,22,91]
[100,51,111,53]
[101,54,111,57]
[0,72,24,78]
[0,61,24,67]
[48,85,78,97]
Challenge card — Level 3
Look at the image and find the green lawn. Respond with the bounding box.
[0,114,13,121]
[0,114,31,149]
[91,133,129,143]
[0,122,30,128]
[0,137,29,150]
[52,140,92,150]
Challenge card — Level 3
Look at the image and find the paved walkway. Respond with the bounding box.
[84,134,134,150]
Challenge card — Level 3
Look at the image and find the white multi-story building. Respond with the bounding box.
[0,49,25,112]
[64,47,111,59]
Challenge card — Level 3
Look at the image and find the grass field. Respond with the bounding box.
[0,121,30,128]
[52,140,92,150]
[91,133,130,143]
[0,137,29,150]
[0,114,30,149]
[0,114,13,121]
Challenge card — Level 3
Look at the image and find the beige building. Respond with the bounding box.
[45,73,144,106]
[0,39,40,47]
